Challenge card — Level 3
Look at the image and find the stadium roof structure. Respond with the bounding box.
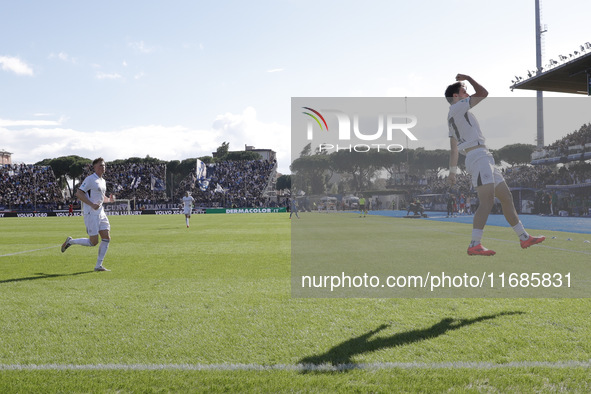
[510,50,591,95]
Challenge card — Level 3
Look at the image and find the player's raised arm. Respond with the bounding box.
[456,74,488,107]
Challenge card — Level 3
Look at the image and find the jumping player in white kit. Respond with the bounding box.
[446,74,545,256]
[61,157,112,271]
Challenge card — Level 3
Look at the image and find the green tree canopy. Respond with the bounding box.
[36,155,91,196]
[214,142,230,160]
[329,150,381,191]
[411,148,450,174]
[290,154,331,194]
[276,174,291,191]
[495,143,535,166]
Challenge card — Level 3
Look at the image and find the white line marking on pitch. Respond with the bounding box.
[1,361,590,371]
[0,245,59,258]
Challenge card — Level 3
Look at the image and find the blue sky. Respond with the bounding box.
[0,0,590,174]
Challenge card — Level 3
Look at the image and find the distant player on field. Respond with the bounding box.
[359,196,366,218]
[182,191,195,228]
[61,157,111,271]
[446,74,545,256]
[289,198,300,219]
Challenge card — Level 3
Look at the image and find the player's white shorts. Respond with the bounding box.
[465,148,504,188]
[183,207,192,215]
[84,211,110,236]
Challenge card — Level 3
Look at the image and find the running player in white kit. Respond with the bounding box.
[61,157,112,271]
[182,191,195,228]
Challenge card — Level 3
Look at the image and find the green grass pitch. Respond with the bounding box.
[1,212,590,392]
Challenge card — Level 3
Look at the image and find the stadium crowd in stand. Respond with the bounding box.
[177,159,276,208]
[80,162,168,205]
[1,131,588,215]
[406,163,591,217]
[411,162,590,197]
[541,164,591,186]
[545,123,591,156]
[0,164,63,210]
[1,159,276,211]
[534,123,591,159]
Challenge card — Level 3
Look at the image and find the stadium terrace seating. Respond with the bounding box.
[0,164,63,211]
[80,162,168,202]
[531,123,591,165]
[175,159,276,208]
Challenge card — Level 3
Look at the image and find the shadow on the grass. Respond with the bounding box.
[298,311,525,372]
[0,271,95,284]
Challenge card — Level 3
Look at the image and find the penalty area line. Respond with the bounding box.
[1,361,591,371]
[0,245,60,258]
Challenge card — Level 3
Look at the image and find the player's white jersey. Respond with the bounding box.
[448,98,486,153]
[79,173,107,216]
[182,196,194,210]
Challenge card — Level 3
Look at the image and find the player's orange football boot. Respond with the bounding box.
[520,235,545,249]
[467,244,496,256]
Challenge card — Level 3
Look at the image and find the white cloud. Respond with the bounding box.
[0,118,62,127]
[96,72,123,80]
[49,52,77,64]
[0,108,291,173]
[266,68,284,73]
[0,56,34,76]
[181,42,204,51]
[0,125,215,164]
[128,40,155,54]
[212,107,289,171]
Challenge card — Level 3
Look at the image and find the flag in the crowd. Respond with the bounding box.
[131,176,142,189]
[150,175,166,191]
[198,178,210,192]
[196,159,209,191]
[214,184,226,193]
[196,159,207,180]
